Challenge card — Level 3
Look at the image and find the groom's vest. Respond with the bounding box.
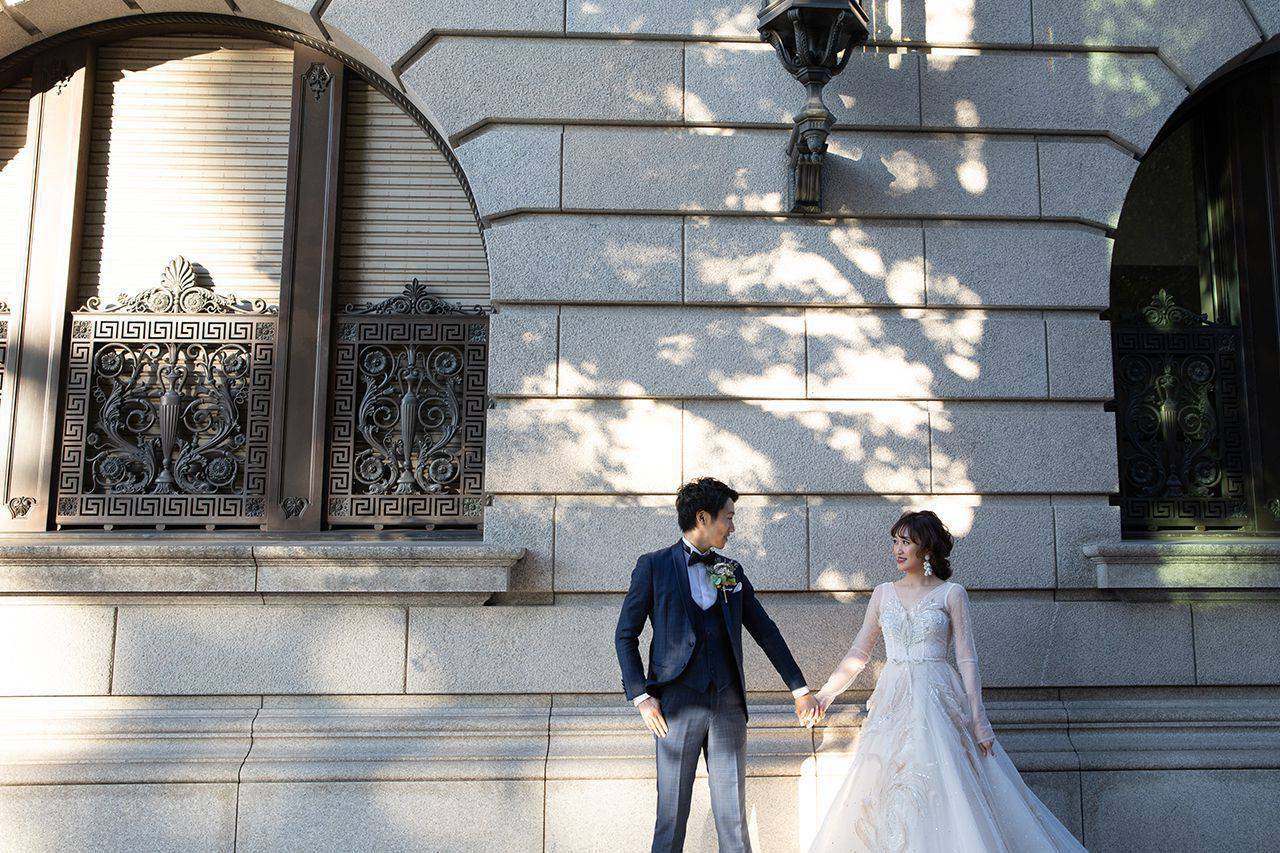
[673,599,741,696]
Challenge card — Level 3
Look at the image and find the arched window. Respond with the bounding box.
[1110,48,1280,537]
[0,17,490,534]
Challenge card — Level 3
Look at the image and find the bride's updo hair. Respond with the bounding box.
[890,510,955,581]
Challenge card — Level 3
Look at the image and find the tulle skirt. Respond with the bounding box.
[808,660,1086,852]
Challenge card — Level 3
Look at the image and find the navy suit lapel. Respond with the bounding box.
[722,584,741,641]
[668,541,699,626]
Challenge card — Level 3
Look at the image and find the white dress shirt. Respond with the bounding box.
[633,537,810,706]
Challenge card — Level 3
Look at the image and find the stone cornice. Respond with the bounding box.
[4,692,1278,785]
[1085,540,1280,593]
[0,536,525,596]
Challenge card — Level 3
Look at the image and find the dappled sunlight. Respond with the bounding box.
[723,163,785,211]
[558,360,652,397]
[807,310,935,398]
[881,148,939,195]
[955,114,989,194]
[491,398,683,491]
[512,362,559,396]
[929,449,977,494]
[1071,0,1215,58]
[924,405,976,493]
[709,319,810,398]
[656,332,698,367]
[881,0,905,41]
[684,400,932,494]
[560,310,806,398]
[922,309,986,378]
[1087,51,1163,115]
[661,82,685,117]
[687,221,925,304]
[808,308,989,399]
[600,234,680,286]
[927,0,977,46]
[918,494,981,537]
[569,1,758,36]
[923,261,984,306]
[688,4,760,38]
[922,46,981,74]
[953,99,981,128]
[684,408,780,488]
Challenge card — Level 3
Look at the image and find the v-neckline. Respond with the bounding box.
[890,580,947,614]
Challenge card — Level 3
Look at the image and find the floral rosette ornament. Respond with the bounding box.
[708,558,741,602]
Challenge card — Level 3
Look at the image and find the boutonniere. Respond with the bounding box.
[708,558,741,603]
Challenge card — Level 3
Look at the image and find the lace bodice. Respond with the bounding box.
[879,581,953,661]
[816,580,995,745]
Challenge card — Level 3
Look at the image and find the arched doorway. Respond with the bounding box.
[0,14,491,534]
[1110,43,1280,537]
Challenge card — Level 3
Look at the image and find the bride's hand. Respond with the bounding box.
[977,738,995,757]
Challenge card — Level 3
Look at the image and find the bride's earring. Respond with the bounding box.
[924,555,933,576]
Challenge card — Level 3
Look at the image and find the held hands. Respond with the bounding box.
[638,697,668,738]
[638,692,833,734]
[795,692,821,728]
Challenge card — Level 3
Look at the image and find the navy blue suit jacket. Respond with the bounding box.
[614,541,807,714]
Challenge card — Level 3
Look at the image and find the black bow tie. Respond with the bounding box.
[687,549,721,567]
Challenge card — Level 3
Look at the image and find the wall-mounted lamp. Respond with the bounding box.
[757,0,869,212]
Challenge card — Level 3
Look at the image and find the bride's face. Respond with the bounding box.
[891,532,925,575]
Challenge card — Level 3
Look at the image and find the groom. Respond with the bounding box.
[615,477,819,853]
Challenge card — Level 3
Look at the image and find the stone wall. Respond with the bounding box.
[2,1,1279,850]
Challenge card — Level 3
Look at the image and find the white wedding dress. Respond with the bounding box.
[809,581,1086,852]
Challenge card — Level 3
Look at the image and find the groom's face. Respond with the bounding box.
[699,499,736,549]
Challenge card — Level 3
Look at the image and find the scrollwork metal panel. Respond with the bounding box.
[56,259,275,527]
[327,281,488,527]
[1113,290,1252,533]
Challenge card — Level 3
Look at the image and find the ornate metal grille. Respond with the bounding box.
[326,280,489,527]
[56,258,276,527]
[1112,290,1251,533]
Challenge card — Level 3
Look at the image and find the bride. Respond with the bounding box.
[807,510,1086,852]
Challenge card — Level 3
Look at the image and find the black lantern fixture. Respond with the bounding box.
[757,0,870,212]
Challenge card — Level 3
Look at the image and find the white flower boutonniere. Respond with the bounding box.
[708,559,741,603]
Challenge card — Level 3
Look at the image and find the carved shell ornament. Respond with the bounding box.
[85,257,277,315]
[342,278,493,317]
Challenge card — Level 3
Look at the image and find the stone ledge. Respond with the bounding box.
[243,697,551,782]
[1085,540,1280,592]
[0,697,257,784]
[5,692,1276,784]
[0,536,525,596]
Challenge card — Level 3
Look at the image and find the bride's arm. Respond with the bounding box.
[814,584,883,709]
[947,584,996,749]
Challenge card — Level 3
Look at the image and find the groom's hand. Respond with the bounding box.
[638,697,668,738]
[794,693,820,728]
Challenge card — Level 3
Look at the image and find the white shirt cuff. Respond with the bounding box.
[791,686,810,698]
[632,693,651,706]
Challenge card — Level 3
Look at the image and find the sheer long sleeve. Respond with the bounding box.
[815,583,883,705]
[947,584,995,746]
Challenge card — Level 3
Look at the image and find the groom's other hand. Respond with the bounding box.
[795,693,820,728]
[638,697,669,738]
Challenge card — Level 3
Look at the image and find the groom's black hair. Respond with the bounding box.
[676,477,739,532]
